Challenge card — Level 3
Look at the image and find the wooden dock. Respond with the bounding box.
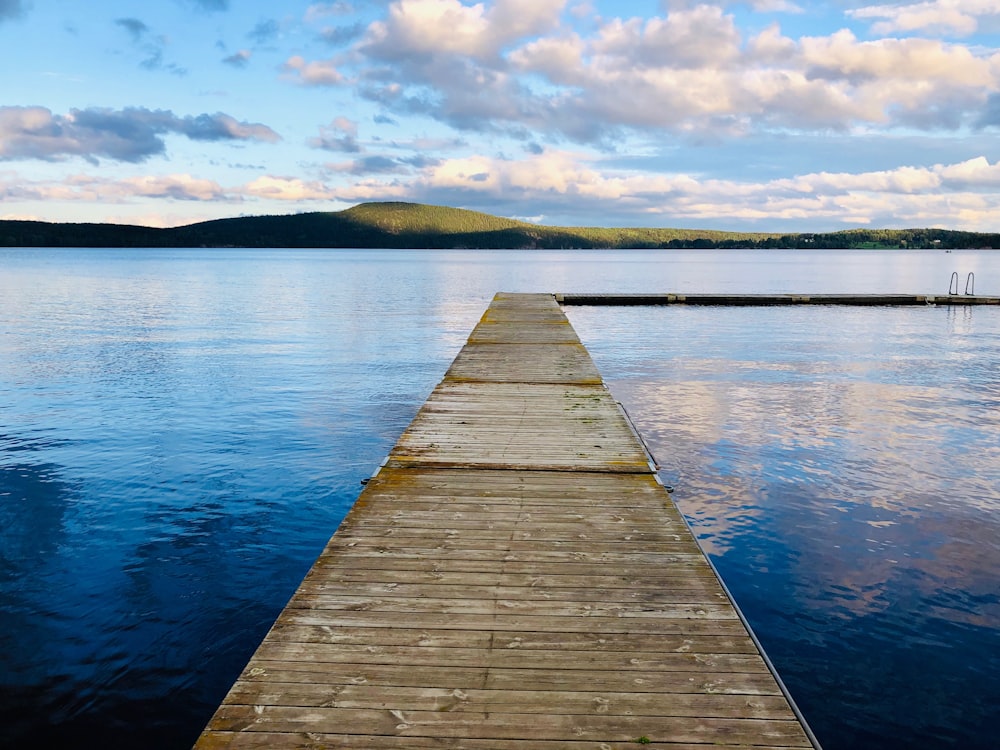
[558,293,999,306]
[194,292,819,749]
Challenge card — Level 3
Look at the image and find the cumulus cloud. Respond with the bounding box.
[0,106,280,163]
[0,171,337,206]
[361,0,566,61]
[333,149,1000,231]
[0,172,237,204]
[591,7,742,69]
[749,0,803,11]
[6,151,1000,230]
[119,174,233,201]
[936,155,1000,187]
[301,2,1000,141]
[309,117,362,151]
[184,113,281,142]
[848,0,999,37]
[282,55,345,85]
[243,175,336,200]
[800,29,992,85]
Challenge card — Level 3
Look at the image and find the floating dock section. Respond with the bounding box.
[195,292,819,749]
[558,293,999,306]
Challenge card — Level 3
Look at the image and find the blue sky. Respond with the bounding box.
[1,0,999,231]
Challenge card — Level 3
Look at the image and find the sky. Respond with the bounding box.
[1,0,999,232]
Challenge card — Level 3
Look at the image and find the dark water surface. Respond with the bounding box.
[1,248,998,748]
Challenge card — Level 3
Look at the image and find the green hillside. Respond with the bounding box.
[341,202,531,235]
[1,201,997,249]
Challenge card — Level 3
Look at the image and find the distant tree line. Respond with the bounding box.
[1,203,997,250]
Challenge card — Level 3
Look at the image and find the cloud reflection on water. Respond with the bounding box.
[567,304,1000,747]
[573,304,1000,634]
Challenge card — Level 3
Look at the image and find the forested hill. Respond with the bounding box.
[1,202,997,249]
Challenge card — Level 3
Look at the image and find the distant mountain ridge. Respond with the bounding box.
[1,201,996,249]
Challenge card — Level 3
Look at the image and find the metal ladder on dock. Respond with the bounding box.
[949,271,975,296]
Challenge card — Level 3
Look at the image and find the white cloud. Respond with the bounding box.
[749,0,802,12]
[746,22,797,63]
[849,0,1000,37]
[937,155,1000,186]
[282,54,345,85]
[800,29,993,86]
[488,0,567,44]
[243,175,337,200]
[773,166,943,194]
[334,149,1000,231]
[0,172,237,203]
[119,174,233,201]
[362,0,566,60]
[364,0,493,58]
[0,106,280,163]
[322,3,1000,140]
[310,117,362,152]
[0,172,337,206]
[591,7,742,69]
[509,34,585,82]
[6,151,1000,231]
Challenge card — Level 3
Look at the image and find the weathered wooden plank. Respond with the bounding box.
[387,382,650,472]
[338,518,678,536]
[444,343,603,384]
[250,642,769,673]
[311,546,710,566]
[322,536,703,554]
[276,611,753,637]
[293,581,730,605]
[234,661,787,695]
[194,293,817,750]
[265,624,760,653]
[338,520,689,538]
[220,682,794,717]
[362,467,673,499]
[468,326,583,344]
[299,569,723,589]
[308,555,713,578]
[197,734,800,750]
[204,706,811,746]
[341,507,678,523]
[286,595,739,620]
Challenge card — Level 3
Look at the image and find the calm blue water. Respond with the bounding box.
[1,247,998,749]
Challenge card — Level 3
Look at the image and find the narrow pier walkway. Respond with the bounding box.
[195,292,818,749]
[558,293,999,306]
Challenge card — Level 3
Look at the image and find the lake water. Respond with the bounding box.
[1,248,998,749]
